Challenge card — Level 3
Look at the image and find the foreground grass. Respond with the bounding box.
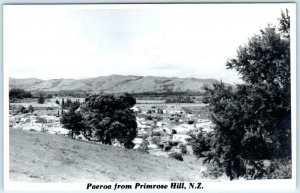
[10,129,206,182]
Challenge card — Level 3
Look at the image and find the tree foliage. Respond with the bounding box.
[61,98,81,110]
[81,93,137,149]
[195,10,291,180]
[38,95,45,104]
[61,108,84,138]
[9,88,32,99]
[27,105,34,113]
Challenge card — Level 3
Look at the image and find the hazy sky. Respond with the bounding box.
[4,4,292,84]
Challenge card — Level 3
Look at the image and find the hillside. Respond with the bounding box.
[9,129,211,182]
[9,75,219,93]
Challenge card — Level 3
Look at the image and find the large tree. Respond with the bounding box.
[81,93,137,149]
[61,108,84,138]
[195,10,291,180]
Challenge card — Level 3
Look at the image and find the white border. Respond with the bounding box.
[3,5,10,190]
[290,2,297,185]
[3,3,297,191]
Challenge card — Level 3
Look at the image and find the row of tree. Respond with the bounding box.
[56,98,81,109]
[9,88,32,99]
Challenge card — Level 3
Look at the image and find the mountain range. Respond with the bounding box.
[9,75,220,93]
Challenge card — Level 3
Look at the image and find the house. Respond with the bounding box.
[160,133,172,142]
[49,127,70,135]
[195,119,213,132]
[131,106,140,113]
[172,134,192,144]
[172,124,195,134]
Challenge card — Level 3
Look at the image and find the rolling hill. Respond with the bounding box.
[9,75,219,93]
[9,129,218,182]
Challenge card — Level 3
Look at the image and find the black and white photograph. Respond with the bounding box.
[3,3,296,190]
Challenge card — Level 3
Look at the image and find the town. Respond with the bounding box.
[9,95,214,161]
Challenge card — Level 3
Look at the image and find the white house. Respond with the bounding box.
[172,134,192,144]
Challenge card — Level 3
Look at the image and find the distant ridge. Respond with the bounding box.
[9,75,221,93]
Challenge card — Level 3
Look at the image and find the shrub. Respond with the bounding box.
[202,162,224,179]
[151,136,160,144]
[187,120,194,124]
[243,159,292,180]
[141,133,149,140]
[27,105,34,113]
[169,152,183,161]
[36,117,47,123]
[192,132,213,158]
[152,131,161,136]
[136,140,149,153]
[38,95,45,104]
[158,143,164,149]
[266,159,292,179]
[164,145,172,151]
[169,141,178,147]
[180,144,188,154]
[17,106,28,114]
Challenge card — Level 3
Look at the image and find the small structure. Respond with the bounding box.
[172,134,192,144]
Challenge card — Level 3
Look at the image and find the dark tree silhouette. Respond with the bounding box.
[61,108,84,138]
[37,95,45,104]
[9,88,32,99]
[81,93,137,149]
[194,10,291,180]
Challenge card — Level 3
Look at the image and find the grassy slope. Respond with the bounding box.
[10,129,206,182]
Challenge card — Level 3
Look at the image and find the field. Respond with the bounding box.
[9,129,227,182]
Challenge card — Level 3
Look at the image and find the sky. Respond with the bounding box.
[4,4,292,84]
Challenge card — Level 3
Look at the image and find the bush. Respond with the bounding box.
[169,152,183,161]
[136,140,149,153]
[266,159,292,179]
[38,95,45,104]
[244,159,292,180]
[17,106,28,114]
[27,105,34,113]
[36,117,47,123]
[202,162,224,179]
[151,136,160,144]
[46,93,53,98]
[152,131,161,136]
[169,141,178,147]
[180,144,188,154]
[192,132,213,158]
[158,143,164,149]
[187,120,194,124]
[164,145,172,151]
[141,133,149,140]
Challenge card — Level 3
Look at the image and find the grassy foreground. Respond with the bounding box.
[10,129,206,182]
